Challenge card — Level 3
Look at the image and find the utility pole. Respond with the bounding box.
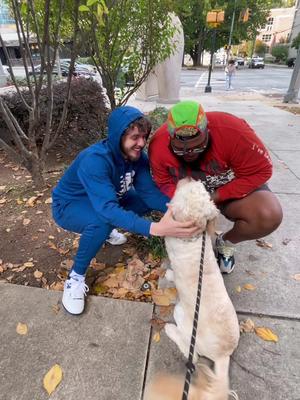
[283,50,300,103]
[204,9,225,93]
[226,0,237,63]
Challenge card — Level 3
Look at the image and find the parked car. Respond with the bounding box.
[234,57,245,68]
[248,57,265,69]
[286,57,296,68]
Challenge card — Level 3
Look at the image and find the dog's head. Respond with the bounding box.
[171,178,219,234]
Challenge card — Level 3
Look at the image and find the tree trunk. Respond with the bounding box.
[27,154,45,188]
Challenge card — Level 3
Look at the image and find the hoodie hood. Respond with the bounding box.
[107,106,144,161]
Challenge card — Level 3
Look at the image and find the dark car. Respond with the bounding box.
[286,57,296,68]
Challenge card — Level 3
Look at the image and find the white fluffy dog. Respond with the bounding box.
[145,178,240,400]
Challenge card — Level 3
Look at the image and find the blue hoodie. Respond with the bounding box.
[52,106,169,236]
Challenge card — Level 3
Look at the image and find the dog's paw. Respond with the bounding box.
[165,269,175,282]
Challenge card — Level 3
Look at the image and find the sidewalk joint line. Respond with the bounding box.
[236,310,300,322]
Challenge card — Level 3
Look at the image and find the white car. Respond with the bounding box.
[248,57,265,69]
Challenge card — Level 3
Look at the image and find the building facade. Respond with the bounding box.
[288,0,300,57]
[257,7,296,53]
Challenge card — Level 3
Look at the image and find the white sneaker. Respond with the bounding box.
[106,229,127,245]
[62,276,89,315]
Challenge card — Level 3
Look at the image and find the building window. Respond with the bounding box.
[0,0,15,24]
[262,34,272,42]
[267,17,274,25]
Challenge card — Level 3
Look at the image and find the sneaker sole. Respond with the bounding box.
[62,300,84,316]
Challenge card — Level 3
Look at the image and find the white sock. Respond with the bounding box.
[69,270,85,281]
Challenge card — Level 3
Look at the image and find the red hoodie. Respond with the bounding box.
[148,112,272,202]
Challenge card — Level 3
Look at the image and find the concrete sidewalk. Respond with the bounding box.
[1,89,300,400]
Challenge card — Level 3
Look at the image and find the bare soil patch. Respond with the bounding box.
[0,149,168,307]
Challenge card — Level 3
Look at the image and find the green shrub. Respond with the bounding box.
[271,45,289,63]
[147,106,169,132]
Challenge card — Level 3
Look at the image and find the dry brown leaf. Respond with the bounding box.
[48,242,58,250]
[22,218,31,226]
[50,281,64,291]
[0,198,7,204]
[164,287,177,302]
[122,247,136,256]
[152,331,161,343]
[43,364,63,395]
[292,273,300,281]
[52,304,60,314]
[243,283,256,291]
[239,318,255,333]
[152,289,171,306]
[235,286,242,293]
[0,185,6,191]
[26,196,38,207]
[90,261,106,271]
[92,283,109,295]
[256,239,273,249]
[60,259,74,270]
[158,305,174,318]
[16,322,28,335]
[45,197,52,204]
[34,270,43,279]
[150,317,166,332]
[103,275,121,288]
[48,235,55,240]
[0,266,3,273]
[23,261,34,268]
[254,327,278,342]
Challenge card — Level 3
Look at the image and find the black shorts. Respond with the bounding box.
[219,183,271,215]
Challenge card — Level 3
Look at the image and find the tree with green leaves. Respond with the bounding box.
[271,44,289,61]
[174,0,273,66]
[78,0,177,108]
[291,32,300,50]
[255,39,268,55]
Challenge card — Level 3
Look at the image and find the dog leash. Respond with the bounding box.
[182,232,206,400]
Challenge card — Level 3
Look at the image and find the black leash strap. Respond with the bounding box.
[182,232,206,400]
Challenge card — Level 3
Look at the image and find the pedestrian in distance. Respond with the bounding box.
[225,59,236,90]
[148,100,283,274]
[52,105,201,315]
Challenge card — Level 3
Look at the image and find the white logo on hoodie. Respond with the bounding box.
[118,171,135,197]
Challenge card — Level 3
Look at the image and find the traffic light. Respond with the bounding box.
[239,8,251,22]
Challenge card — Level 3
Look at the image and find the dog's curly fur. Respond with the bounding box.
[145,178,240,400]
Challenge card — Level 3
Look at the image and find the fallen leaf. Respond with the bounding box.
[150,317,166,332]
[6,228,11,232]
[90,261,106,271]
[16,322,28,335]
[152,289,171,306]
[164,287,177,302]
[34,270,43,279]
[92,283,109,295]
[158,305,174,318]
[256,239,273,249]
[23,261,34,268]
[16,198,23,205]
[235,285,242,293]
[0,266,3,273]
[38,228,46,233]
[36,210,43,215]
[50,281,64,291]
[254,327,278,342]
[0,197,7,204]
[152,331,161,343]
[43,364,63,395]
[52,304,60,314]
[292,273,300,281]
[243,283,256,291]
[0,185,6,191]
[45,197,52,204]
[239,318,255,333]
[26,196,38,207]
[60,259,74,270]
[22,218,31,226]
[48,235,55,240]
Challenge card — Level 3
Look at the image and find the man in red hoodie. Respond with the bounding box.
[149,100,283,273]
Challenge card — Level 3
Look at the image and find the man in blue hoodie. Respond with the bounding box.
[52,106,200,315]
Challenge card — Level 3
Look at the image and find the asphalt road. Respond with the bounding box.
[181,65,298,97]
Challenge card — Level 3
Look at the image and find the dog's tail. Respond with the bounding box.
[143,363,223,400]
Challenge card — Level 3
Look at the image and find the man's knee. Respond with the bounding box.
[254,202,283,234]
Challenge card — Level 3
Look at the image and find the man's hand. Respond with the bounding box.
[149,207,200,238]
